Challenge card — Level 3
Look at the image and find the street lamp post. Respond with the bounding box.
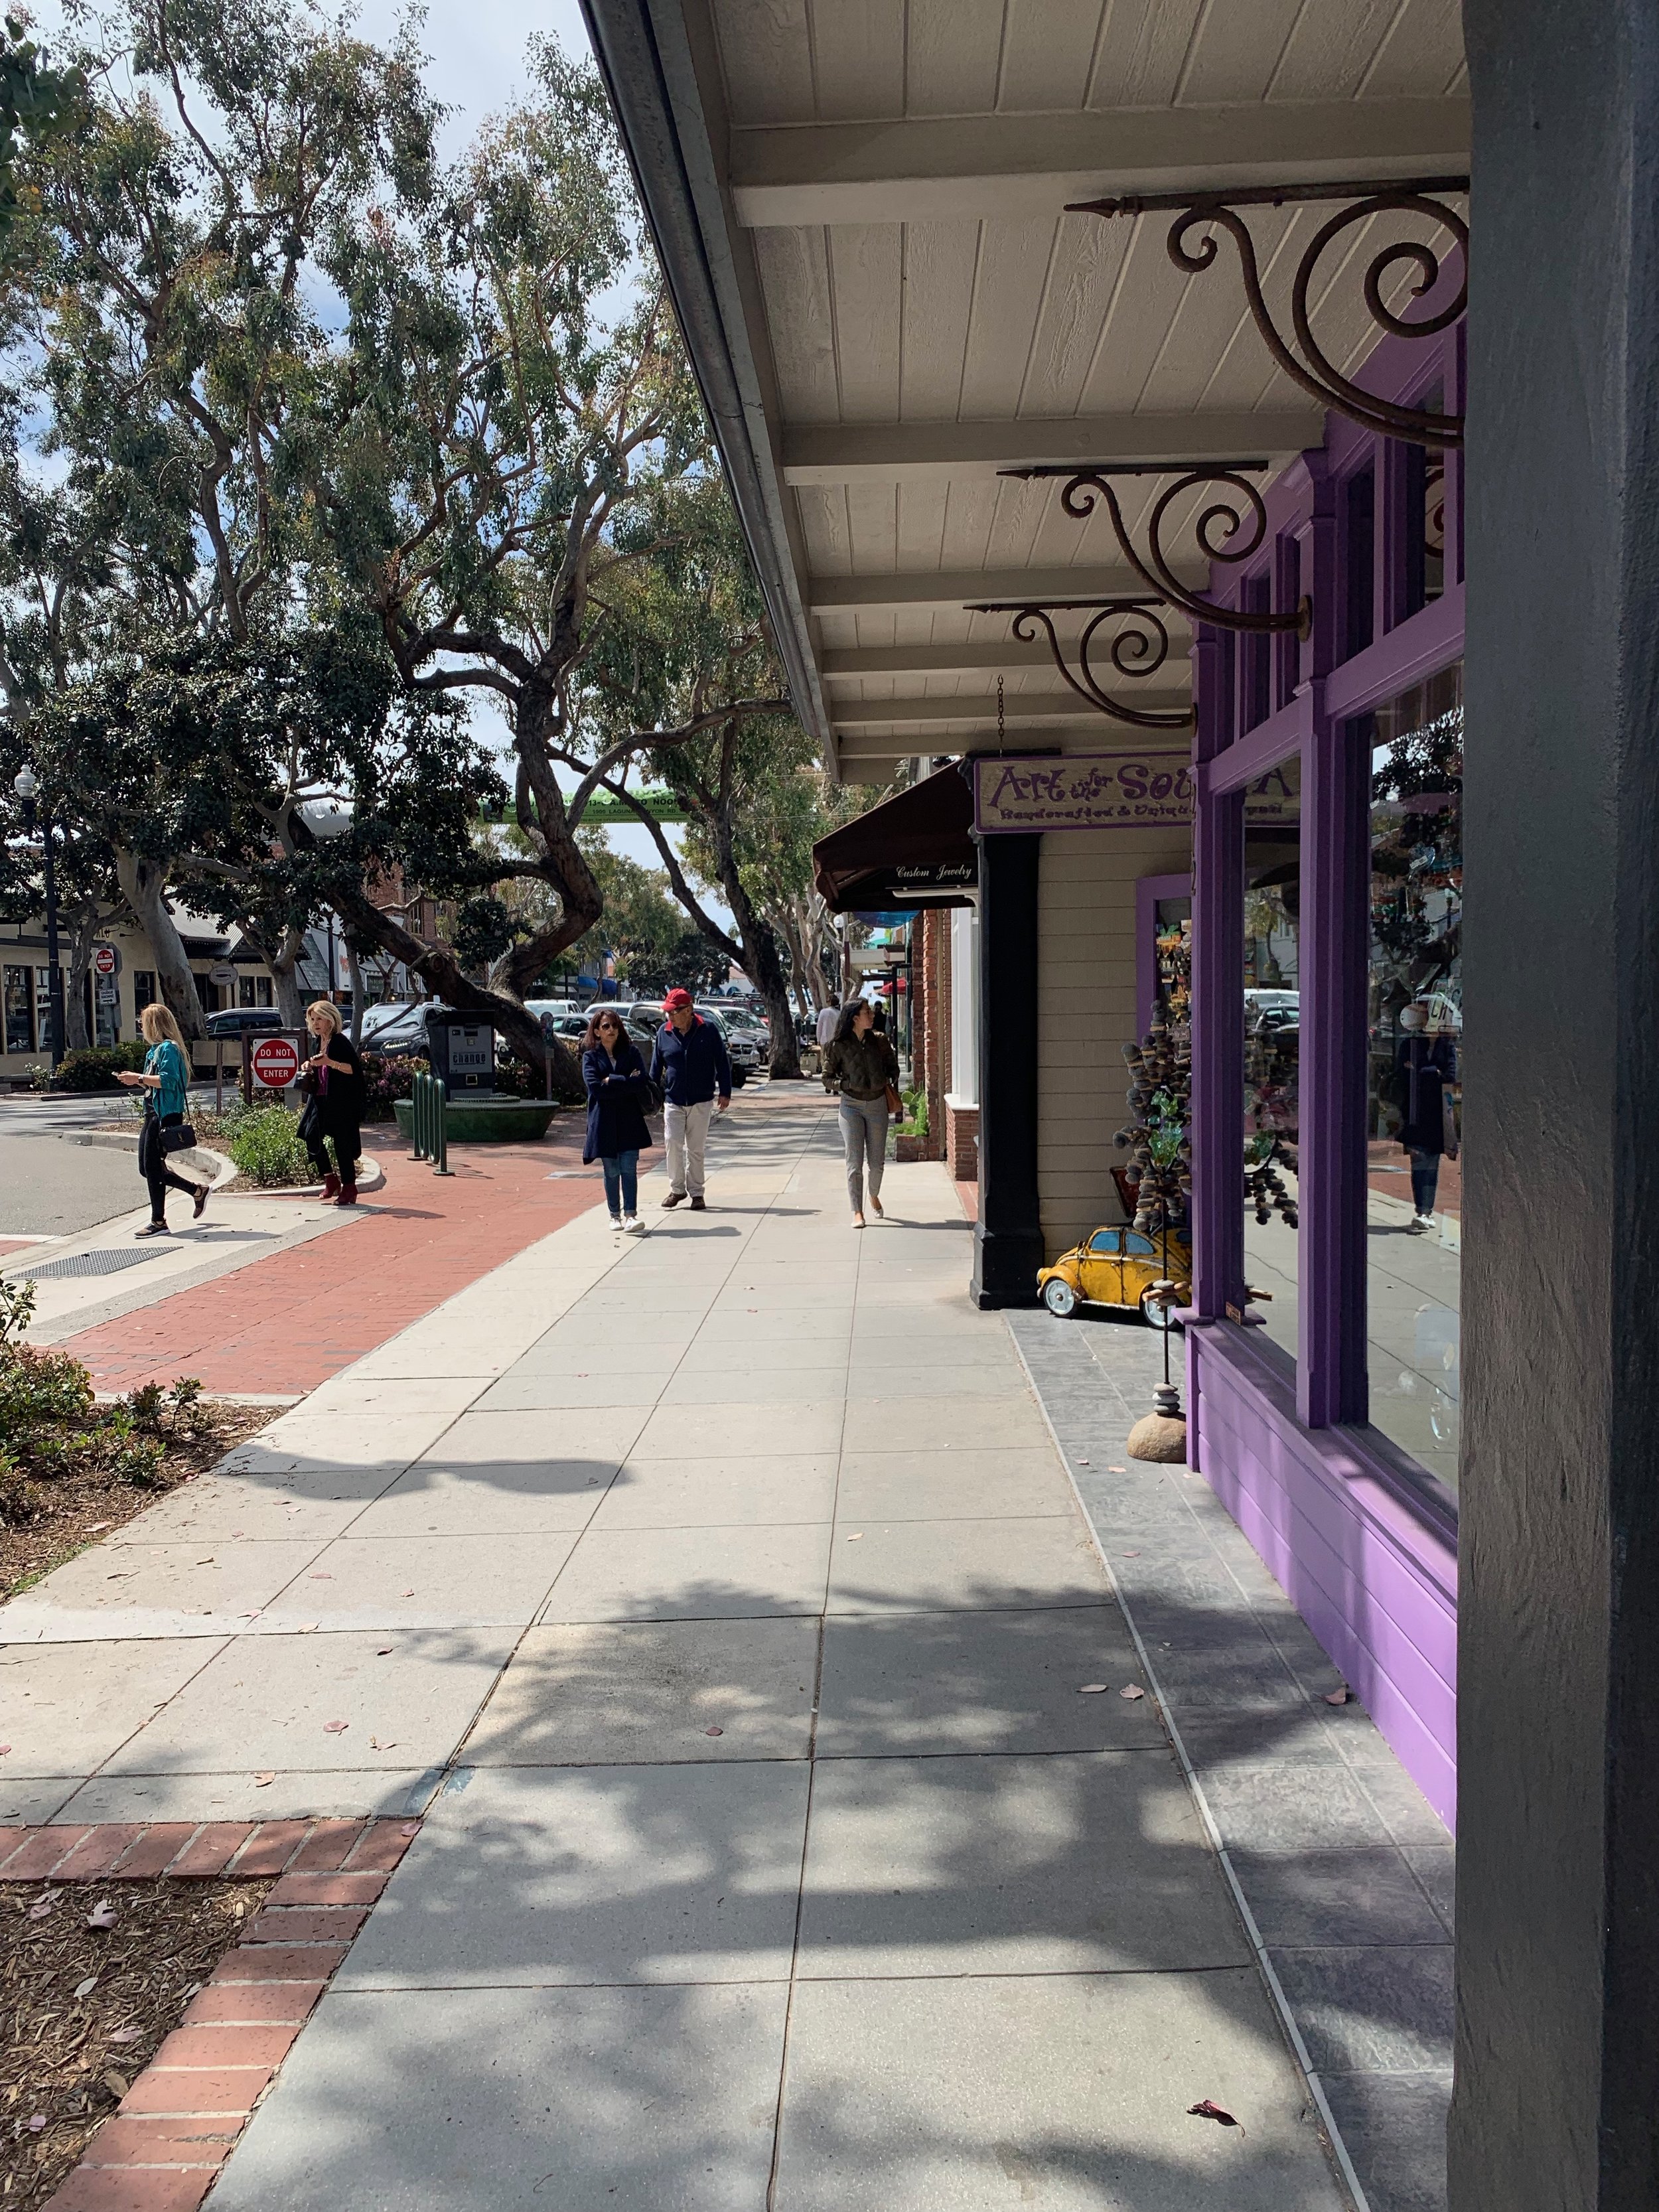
[12,766,64,1068]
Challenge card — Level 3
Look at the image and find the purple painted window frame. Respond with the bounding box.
[1183,292,1465,1826]
[1135,873,1191,1040]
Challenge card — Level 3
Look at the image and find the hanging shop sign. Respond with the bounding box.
[972,754,1299,834]
[974,753,1192,832]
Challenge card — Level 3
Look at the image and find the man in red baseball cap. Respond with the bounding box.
[650,990,732,1209]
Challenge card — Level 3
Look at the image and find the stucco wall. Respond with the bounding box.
[1037,826,1190,1260]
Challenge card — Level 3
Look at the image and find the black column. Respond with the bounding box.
[1453,7,1659,2207]
[970,831,1041,1308]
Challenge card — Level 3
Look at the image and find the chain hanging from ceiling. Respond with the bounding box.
[968,596,1195,731]
[1001,463,1309,642]
[1066,178,1469,451]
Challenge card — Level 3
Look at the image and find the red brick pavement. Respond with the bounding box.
[58,1120,648,1396]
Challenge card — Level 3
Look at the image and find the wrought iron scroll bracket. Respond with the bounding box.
[1066,177,1468,451]
[966,595,1196,732]
[1001,463,1311,642]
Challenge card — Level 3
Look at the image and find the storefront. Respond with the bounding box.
[1178,325,1465,1826]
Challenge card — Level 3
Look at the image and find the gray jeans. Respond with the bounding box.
[839,1093,889,1212]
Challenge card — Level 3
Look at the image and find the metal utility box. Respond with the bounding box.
[425,1014,497,1095]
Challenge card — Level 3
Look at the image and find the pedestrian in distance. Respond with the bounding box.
[814,993,841,1090]
[583,1007,652,1234]
[824,997,901,1228]
[117,1002,210,1236]
[298,1000,365,1206]
[650,988,731,1212]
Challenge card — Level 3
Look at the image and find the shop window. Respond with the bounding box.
[133,970,157,1019]
[4,964,33,1053]
[1152,895,1191,1029]
[256,976,273,1007]
[1342,467,1376,660]
[1242,760,1302,1366]
[35,967,57,1046]
[1361,661,1463,1490]
[92,966,119,1047]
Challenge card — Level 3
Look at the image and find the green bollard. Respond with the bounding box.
[410,1071,425,1161]
[432,1076,453,1175]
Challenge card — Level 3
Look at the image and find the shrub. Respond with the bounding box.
[46,1041,149,1092]
[224,1102,311,1186]
[361,1050,421,1120]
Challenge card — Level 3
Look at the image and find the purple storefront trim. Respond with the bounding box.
[1187,1322,1459,1828]
[1135,873,1190,1039]
[1185,314,1465,1830]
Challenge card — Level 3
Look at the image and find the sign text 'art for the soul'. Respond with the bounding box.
[972,753,1299,833]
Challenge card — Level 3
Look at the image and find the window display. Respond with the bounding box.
[1241,763,1301,1366]
[4,965,33,1054]
[1363,663,1463,1489]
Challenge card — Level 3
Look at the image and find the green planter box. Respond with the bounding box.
[394,1096,559,1144]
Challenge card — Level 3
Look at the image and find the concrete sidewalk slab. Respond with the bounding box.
[462,1617,820,1767]
[334,1760,811,1987]
[536,1519,834,1623]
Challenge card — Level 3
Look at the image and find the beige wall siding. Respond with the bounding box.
[1037,828,1190,1261]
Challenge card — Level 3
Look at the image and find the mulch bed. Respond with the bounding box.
[0,1405,273,1605]
[0,1817,419,2212]
[2,1878,271,2210]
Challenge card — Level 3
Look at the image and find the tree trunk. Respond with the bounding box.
[269,928,309,1029]
[115,851,206,1038]
[64,901,100,1051]
[328,881,585,1100]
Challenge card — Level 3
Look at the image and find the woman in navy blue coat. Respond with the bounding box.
[582,1009,654,1232]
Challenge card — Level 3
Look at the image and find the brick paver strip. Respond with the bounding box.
[57,1127,654,1396]
[226,1819,311,1876]
[112,1823,202,1878]
[52,1822,148,1879]
[266,1869,386,1907]
[185,1978,328,2026]
[289,1816,367,1872]
[168,1822,254,1878]
[120,2064,277,2118]
[80,2114,240,2166]
[346,1816,422,1872]
[47,2168,212,2212]
[9,1816,422,2212]
[153,2023,301,2072]
[3,1824,94,1880]
[245,1903,369,1944]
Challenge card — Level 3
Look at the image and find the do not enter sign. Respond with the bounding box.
[251,1037,300,1089]
[93,944,118,978]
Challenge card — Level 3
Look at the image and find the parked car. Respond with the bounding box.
[690,1004,756,1084]
[586,1002,665,1054]
[204,1005,282,1039]
[695,1001,766,1074]
[1037,1224,1193,1329]
[364,1000,451,1055]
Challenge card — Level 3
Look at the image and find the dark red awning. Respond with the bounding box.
[812,764,977,915]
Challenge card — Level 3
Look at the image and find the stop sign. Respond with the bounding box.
[251,1037,300,1090]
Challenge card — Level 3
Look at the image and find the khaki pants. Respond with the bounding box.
[665,1098,715,1197]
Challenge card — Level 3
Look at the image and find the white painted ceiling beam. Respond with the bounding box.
[730,100,1470,228]
[807,566,1196,613]
[832,690,1187,729]
[823,640,1189,680]
[782,413,1322,483]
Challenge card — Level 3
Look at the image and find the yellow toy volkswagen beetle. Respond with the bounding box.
[1037,1224,1192,1327]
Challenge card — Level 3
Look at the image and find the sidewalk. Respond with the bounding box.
[2,1092,1350,2208]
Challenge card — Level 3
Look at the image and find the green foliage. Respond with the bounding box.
[360,1049,419,1121]
[1,13,81,246]
[43,1039,148,1090]
[0,1276,36,1345]
[900,1088,928,1138]
[223,1102,311,1186]
[0,1325,215,1518]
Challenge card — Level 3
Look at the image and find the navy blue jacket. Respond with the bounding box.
[649,1015,731,1106]
[582,1039,654,1163]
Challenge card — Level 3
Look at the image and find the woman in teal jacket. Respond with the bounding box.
[117,1003,210,1235]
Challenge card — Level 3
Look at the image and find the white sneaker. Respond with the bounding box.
[609,1214,624,1231]
[1407,1213,1433,1235]
[622,1214,645,1235]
